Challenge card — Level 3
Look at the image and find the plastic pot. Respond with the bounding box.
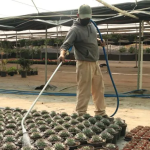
[21,71,27,78]
[27,71,31,76]
[1,71,7,77]
[87,140,106,147]
[8,72,15,76]
[121,124,127,136]
[68,142,80,150]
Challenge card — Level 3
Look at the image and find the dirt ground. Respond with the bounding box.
[0,61,150,148]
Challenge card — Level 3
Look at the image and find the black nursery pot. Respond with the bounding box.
[1,71,7,77]
[8,72,15,76]
[68,142,80,150]
[121,124,127,136]
[111,132,118,144]
[33,71,38,75]
[27,71,31,76]
[21,71,27,78]
[30,70,34,75]
[106,137,113,144]
[88,141,106,148]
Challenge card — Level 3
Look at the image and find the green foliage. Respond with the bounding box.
[111,34,122,43]
[65,138,76,146]
[7,67,17,73]
[119,47,127,53]
[90,135,103,143]
[36,139,48,148]
[126,34,136,43]
[48,135,62,142]
[128,47,136,53]
[53,142,66,150]
[145,48,150,53]
[18,58,32,71]
[2,142,16,150]
[75,133,87,141]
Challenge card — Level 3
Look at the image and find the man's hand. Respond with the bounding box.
[97,38,106,47]
[58,49,66,62]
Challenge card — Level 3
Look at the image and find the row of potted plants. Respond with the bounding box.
[0,107,126,150]
[7,59,76,66]
[0,67,38,77]
[125,126,150,141]
[122,138,150,150]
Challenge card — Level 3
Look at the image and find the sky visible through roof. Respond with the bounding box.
[0,0,137,17]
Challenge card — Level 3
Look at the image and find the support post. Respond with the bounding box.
[45,26,47,84]
[139,21,144,89]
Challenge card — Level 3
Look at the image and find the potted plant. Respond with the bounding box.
[108,124,122,139]
[35,139,50,149]
[71,113,79,119]
[76,123,85,130]
[95,121,106,130]
[94,115,103,121]
[50,111,57,117]
[75,133,88,145]
[44,147,53,150]
[1,59,7,77]
[82,128,95,138]
[53,142,69,150]
[4,129,15,136]
[105,128,118,144]
[58,130,72,140]
[36,120,46,125]
[18,58,32,78]
[29,128,40,134]
[69,119,79,125]
[82,120,91,128]
[2,142,17,150]
[54,125,65,132]
[42,114,50,119]
[101,118,111,126]
[53,115,62,121]
[103,143,119,150]
[48,134,62,144]
[30,132,43,140]
[83,113,91,119]
[32,112,41,117]
[90,125,102,134]
[6,123,16,129]
[3,135,16,143]
[114,118,127,136]
[39,124,49,132]
[87,135,106,147]
[56,119,65,124]
[100,131,114,143]
[45,118,53,124]
[7,67,17,76]
[88,117,97,125]
[77,145,94,150]
[33,67,38,75]
[62,122,71,128]
[68,126,81,135]
[65,138,80,150]
[41,110,49,115]
[21,146,37,150]
[76,116,84,122]
[44,129,55,137]
[60,112,68,118]
[64,116,71,121]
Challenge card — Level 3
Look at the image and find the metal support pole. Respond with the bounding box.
[107,24,108,59]
[137,22,142,90]
[139,21,144,89]
[45,26,47,84]
[16,31,18,70]
[56,21,59,59]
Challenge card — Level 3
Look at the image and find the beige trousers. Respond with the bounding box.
[75,60,106,116]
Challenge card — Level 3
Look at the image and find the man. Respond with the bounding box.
[59,4,107,117]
